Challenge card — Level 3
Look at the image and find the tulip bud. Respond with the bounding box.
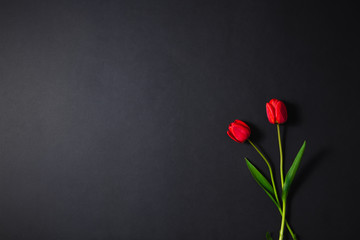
[227,120,251,143]
[266,99,288,124]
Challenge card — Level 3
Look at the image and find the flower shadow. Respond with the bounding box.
[247,122,264,143]
[285,148,331,240]
[289,148,331,198]
[284,101,302,126]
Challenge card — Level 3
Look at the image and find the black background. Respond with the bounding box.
[0,1,359,239]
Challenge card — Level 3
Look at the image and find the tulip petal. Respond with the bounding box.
[275,100,288,124]
[266,103,276,124]
[227,129,240,142]
[235,120,251,131]
[233,125,250,143]
[269,99,278,107]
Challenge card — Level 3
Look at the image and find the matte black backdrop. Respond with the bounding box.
[0,1,359,239]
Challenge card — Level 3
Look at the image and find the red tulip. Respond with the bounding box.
[266,99,288,124]
[227,120,251,143]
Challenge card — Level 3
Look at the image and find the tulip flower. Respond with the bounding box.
[266,99,288,124]
[227,120,251,143]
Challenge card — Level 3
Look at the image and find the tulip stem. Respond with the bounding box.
[248,140,280,204]
[248,139,297,240]
[277,206,297,240]
[279,199,287,240]
[277,124,284,188]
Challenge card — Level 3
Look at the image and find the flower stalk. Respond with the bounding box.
[279,200,287,240]
[277,124,284,188]
[248,140,279,204]
[248,139,297,240]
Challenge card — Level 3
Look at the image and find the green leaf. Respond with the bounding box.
[282,140,306,200]
[245,158,280,208]
[266,232,273,240]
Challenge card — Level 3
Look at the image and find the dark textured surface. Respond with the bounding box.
[0,1,358,239]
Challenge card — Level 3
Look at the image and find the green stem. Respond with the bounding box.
[248,140,280,204]
[248,139,297,240]
[277,124,284,188]
[279,200,287,240]
[277,204,297,240]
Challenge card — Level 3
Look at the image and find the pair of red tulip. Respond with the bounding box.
[227,99,288,143]
[227,98,304,240]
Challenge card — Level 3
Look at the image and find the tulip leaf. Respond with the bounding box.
[245,158,279,208]
[266,232,273,240]
[282,141,306,200]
